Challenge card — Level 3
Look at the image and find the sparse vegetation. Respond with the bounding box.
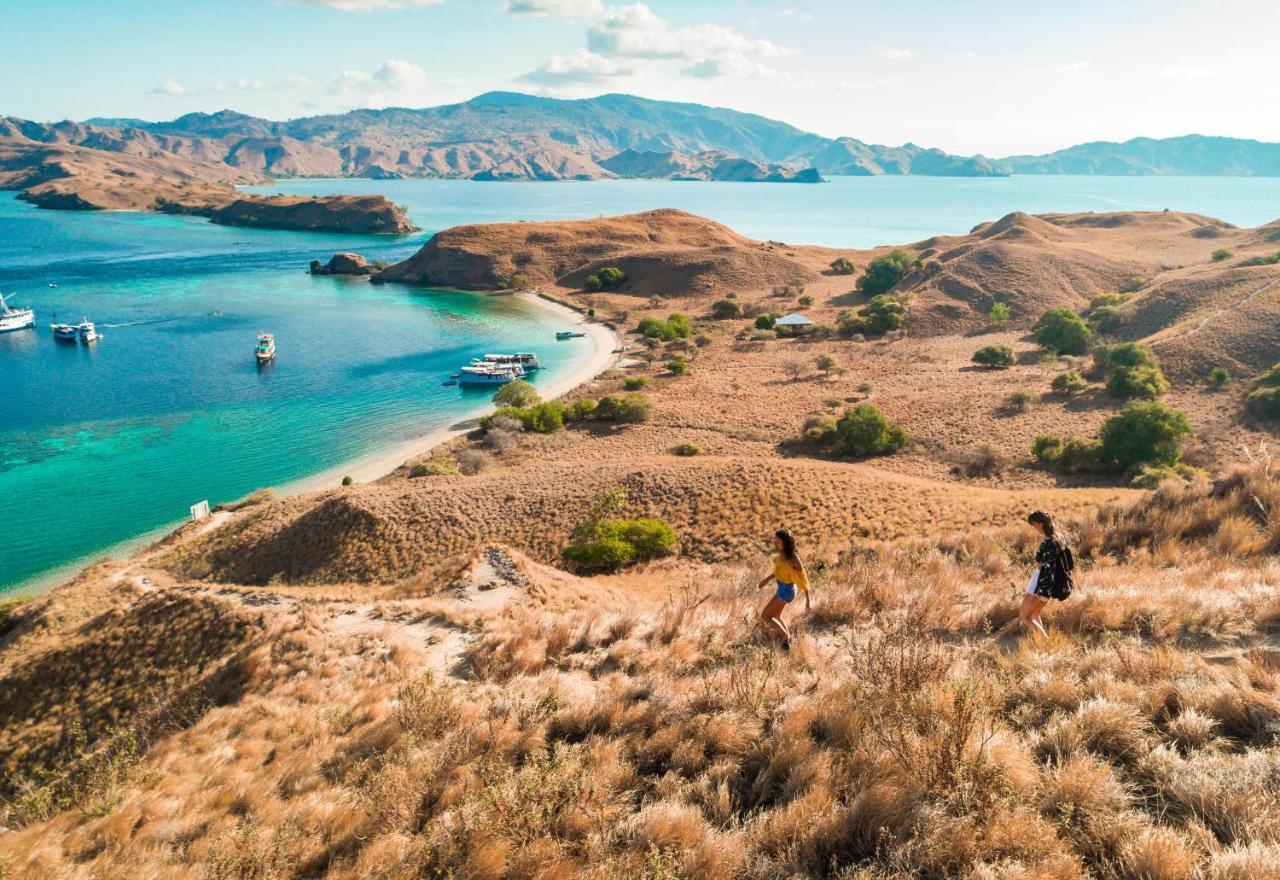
[584,265,626,292]
[508,272,534,289]
[1254,251,1280,265]
[754,313,776,330]
[492,379,541,408]
[1052,370,1088,395]
[1096,342,1169,399]
[837,294,906,337]
[1120,274,1147,292]
[593,392,652,423]
[637,313,691,341]
[1209,366,1230,388]
[561,490,677,572]
[217,488,275,511]
[815,353,840,376]
[987,300,1011,325]
[666,358,688,375]
[1006,389,1038,411]
[711,298,743,319]
[623,376,648,391]
[1212,247,1233,261]
[669,442,701,456]
[857,248,913,295]
[972,344,1015,368]
[340,475,353,486]
[829,256,856,275]
[805,404,910,459]
[1033,307,1093,355]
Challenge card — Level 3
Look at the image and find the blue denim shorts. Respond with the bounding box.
[775,581,797,603]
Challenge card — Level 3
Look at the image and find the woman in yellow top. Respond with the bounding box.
[756,528,811,650]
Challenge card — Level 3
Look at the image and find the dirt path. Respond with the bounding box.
[1149,275,1280,348]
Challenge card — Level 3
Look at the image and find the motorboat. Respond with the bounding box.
[256,332,276,364]
[474,352,541,373]
[0,292,34,333]
[51,320,78,342]
[78,320,101,344]
[555,330,585,340]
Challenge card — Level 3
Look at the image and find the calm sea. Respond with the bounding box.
[3,175,1277,593]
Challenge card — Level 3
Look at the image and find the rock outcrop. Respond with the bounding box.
[209,196,415,235]
[310,253,372,276]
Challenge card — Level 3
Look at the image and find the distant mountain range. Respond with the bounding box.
[6,92,1280,187]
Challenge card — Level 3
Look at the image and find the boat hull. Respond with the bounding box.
[0,313,34,333]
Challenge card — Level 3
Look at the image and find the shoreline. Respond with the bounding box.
[3,291,620,599]
[279,291,620,495]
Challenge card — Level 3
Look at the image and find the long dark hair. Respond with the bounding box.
[775,528,801,566]
[1028,509,1064,546]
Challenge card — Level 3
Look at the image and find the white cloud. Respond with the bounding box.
[1160,65,1213,80]
[881,48,913,61]
[504,0,603,17]
[286,0,442,11]
[151,80,186,96]
[522,48,632,85]
[583,3,785,78]
[778,8,814,21]
[149,75,306,98]
[332,58,431,106]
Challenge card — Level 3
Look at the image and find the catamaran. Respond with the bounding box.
[457,362,524,386]
[473,352,541,373]
[256,332,276,364]
[78,320,101,344]
[0,292,34,333]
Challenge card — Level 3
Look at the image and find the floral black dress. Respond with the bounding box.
[1033,538,1066,599]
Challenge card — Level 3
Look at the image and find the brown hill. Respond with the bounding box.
[894,211,1248,335]
[204,194,416,234]
[377,208,815,296]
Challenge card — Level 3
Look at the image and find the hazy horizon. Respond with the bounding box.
[3,0,1278,156]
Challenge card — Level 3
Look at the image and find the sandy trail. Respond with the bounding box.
[1149,275,1280,348]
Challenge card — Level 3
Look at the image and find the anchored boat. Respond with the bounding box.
[457,362,524,386]
[0,292,34,333]
[474,352,541,373]
[256,332,276,364]
[77,320,101,344]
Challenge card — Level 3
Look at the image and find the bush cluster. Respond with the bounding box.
[1212,248,1233,261]
[637,313,690,341]
[583,266,626,292]
[669,442,701,456]
[971,344,1015,368]
[804,404,909,459]
[1095,342,1169,399]
[1051,370,1088,395]
[561,490,677,572]
[1033,401,1191,477]
[1246,363,1280,418]
[1032,307,1092,355]
[711,298,743,319]
[829,256,856,275]
[857,249,912,295]
[987,301,1011,324]
[837,294,905,337]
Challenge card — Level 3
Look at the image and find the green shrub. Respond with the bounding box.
[667,358,688,375]
[567,398,597,421]
[594,393,652,423]
[623,376,648,391]
[492,379,541,408]
[798,295,814,308]
[1246,386,1280,420]
[1209,366,1230,387]
[0,597,28,638]
[598,267,626,289]
[1059,437,1106,472]
[584,275,603,293]
[1255,251,1280,266]
[638,313,690,340]
[1100,402,1191,472]
[484,401,566,433]
[988,301,1011,324]
[561,492,677,573]
[1107,362,1169,398]
[1088,305,1125,334]
[666,313,691,338]
[1129,463,1205,489]
[815,353,840,375]
[1033,308,1093,355]
[857,249,913,295]
[1253,363,1280,388]
[830,256,856,275]
[1090,293,1130,310]
[1120,276,1147,293]
[839,295,906,337]
[828,405,910,459]
[670,442,701,456]
[1052,371,1088,395]
[711,299,743,319]
[508,272,534,290]
[1097,343,1168,398]
[972,344,1016,368]
[1007,389,1038,411]
[695,334,712,347]
[802,412,838,445]
[409,456,461,477]
[341,475,353,486]
[754,314,776,330]
[1212,248,1233,262]
[1032,435,1064,464]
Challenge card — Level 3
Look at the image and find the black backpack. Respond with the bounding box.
[1050,543,1075,600]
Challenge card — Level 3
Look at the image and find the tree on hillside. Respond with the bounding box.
[972,344,1016,368]
[988,301,1011,325]
[492,379,541,408]
[857,249,913,296]
[1033,308,1093,355]
[831,405,910,459]
[1100,402,1191,472]
[830,257,856,275]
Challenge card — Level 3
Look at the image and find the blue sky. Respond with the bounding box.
[2,0,1277,155]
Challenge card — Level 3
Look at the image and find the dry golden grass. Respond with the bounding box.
[7,465,1280,879]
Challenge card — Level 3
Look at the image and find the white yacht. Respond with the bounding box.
[0,292,34,333]
[458,362,524,386]
[475,352,541,373]
[78,320,101,344]
[256,332,276,364]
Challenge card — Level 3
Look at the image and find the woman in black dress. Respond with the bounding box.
[1020,509,1067,638]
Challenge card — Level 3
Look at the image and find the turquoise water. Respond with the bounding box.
[4,174,1278,593]
[0,196,592,593]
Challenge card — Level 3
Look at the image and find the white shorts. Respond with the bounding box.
[1026,570,1040,595]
